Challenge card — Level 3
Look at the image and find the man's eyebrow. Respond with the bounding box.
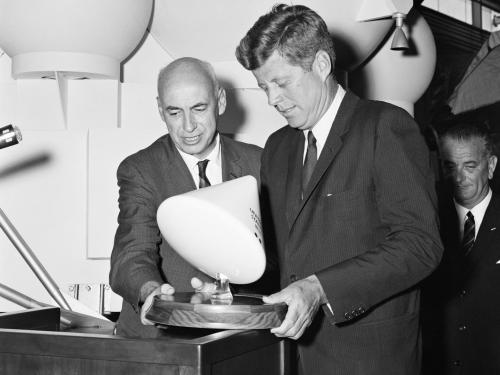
[191,102,208,108]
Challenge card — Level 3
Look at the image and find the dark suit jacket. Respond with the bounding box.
[109,133,263,338]
[422,191,500,375]
[260,91,442,375]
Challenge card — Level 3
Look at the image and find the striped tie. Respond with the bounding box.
[462,211,475,256]
[302,130,317,196]
[197,159,211,189]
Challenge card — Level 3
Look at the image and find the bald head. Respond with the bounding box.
[156,57,227,159]
[158,57,219,101]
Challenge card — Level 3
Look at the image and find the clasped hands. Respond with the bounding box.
[140,275,326,341]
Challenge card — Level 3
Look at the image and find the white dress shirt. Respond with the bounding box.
[454,188,492,239]
[177,134,223,188]
[303,85,346,161]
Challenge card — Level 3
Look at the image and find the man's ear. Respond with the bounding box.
[157,96,166,122]
[312,50,332,82]
[217,87,227,116]
[488,155,498,179]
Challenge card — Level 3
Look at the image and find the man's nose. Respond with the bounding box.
[454,169,465,183]
[183,114,197,132]
[267,87,281,107]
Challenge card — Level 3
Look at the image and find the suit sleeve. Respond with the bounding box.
[316,106,443,323]
[109,158,164,312]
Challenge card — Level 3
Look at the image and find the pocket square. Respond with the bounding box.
[497,260,500,264]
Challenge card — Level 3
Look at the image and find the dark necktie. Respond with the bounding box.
[462,211,475,256]
[197,159,211,188]
[302,130,317,196]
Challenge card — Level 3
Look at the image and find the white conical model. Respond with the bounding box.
[157,175,265,284]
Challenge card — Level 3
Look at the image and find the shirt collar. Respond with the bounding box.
[177,133,221,170]
[454,187,492,229]
[303,85,346,156]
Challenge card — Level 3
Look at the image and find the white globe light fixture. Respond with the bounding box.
[149,0,395,72]
[0,0,153,79]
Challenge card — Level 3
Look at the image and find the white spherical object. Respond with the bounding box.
[350,10,437,115]
[0,0,153,79]
[150,0,393,72]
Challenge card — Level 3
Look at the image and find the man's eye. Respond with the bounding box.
[194,106,207,112]
[168,111,180,116]
[443,164,455,173]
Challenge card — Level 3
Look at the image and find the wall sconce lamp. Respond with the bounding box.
[391,12,409,50]
[493,15,500,27]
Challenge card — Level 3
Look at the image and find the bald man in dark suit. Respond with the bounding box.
[109,57,264,338]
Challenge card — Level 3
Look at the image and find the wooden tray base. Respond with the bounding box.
[145,292,287,329]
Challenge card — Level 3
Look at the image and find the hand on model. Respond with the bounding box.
[140,283,175,325]
[263,275,325,340]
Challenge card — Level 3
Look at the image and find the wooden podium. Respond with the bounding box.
[0,307,293,375]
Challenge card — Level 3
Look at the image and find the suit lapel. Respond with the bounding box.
[161,135,197,191]
[286,92,359,229]
[220,135,242,181]
[285,130,304,227]
[464,194,500,272]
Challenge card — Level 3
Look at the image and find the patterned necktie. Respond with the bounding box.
[197,159,211,188]
[462,211,475,256]
[302,130,317,196]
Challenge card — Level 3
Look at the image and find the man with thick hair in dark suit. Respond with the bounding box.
[236,4,443,374]
[109,57,265,338]
[422,123,500,374]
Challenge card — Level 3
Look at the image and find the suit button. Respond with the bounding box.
[453,360,461,366]
[458,325,467,331]
[290,274,297,282]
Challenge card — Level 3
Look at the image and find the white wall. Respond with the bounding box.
[0,31,284,313]
[0,1,441,314]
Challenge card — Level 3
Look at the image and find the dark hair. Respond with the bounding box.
[235,4,335,72]
[440,123,496,158]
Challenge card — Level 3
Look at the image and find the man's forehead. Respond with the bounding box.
[253,52,297,80]
[442,137,487,160]
[160,79,212,104]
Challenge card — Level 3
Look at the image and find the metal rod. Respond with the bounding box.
[0,208,72,310]
[0,282,44,309]
[0,282,72,326]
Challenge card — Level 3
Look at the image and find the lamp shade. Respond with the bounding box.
[0,0,153,79]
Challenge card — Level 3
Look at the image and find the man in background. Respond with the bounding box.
[109,57,265,338]
[236,4,442,374]
[422,123,500,374]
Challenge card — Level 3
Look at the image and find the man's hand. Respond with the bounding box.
[191,277,216,293]
[190,277,217,303]
[140,283,175,325]
[263,275,325,340]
